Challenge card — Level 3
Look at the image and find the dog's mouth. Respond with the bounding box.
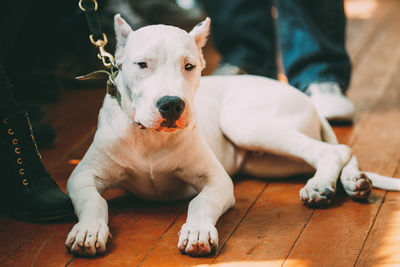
[156,120,179,132]
[135,113,189,132]
[135,120,180,132]
[160,120,177,128]
[135,121,146,129]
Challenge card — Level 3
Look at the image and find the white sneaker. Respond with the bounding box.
[213,63,246,75]
[305,82,355,122]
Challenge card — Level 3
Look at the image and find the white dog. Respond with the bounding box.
[65,15,400,257]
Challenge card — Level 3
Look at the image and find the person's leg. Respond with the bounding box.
[275,0,351,92]
[0,1,73,221]
[202,0,277,77]
[0,0,26,114]
[275,0,354,122]
[0,61,19,114]
[0,62,73,222]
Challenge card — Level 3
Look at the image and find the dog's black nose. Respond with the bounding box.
[156,96,185,122]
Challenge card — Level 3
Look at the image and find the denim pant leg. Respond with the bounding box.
[275,0,351,92]
[201,0,277,77]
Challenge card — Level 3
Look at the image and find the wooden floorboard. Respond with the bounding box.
[211,181,313,266]
[345,0,396,66]
[0,217,42,264]
[354,59,400,267]
[139,179,267,267]
[1,0,400,266]
[283,191,386,267]
[355,167,400,266]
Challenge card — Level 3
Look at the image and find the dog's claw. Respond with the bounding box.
[177,223,218,257]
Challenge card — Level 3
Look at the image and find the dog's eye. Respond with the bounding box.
[137,62,148,69]
[184,63,195,71]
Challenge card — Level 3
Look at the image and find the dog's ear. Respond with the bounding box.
[114,14,133,65]
[189,17,210,49]
[189,17,210,69]
[114,14,133,46]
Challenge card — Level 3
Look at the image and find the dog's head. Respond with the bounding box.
[114,14,210,132]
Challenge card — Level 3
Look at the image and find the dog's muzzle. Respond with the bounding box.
[156,96,185,127]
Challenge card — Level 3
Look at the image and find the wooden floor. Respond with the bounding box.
[1,0,400,266]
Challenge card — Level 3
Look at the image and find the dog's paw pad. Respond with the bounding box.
[300,181,336,208]
[342,172,372,200]
[177,223,218,257]
[65,221,110,256]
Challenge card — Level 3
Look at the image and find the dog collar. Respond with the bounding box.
[106,68,121,103]
[75,68,121,105]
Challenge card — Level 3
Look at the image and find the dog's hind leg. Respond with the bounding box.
[220,119,351,208]
[317,113,373,200]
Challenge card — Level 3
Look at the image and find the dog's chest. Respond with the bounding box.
[120,162,195,201]
[112,142,196,201]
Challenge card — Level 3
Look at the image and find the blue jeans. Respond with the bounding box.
[201,0,352,92]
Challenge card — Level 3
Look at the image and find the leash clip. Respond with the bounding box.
[89,33,115,68]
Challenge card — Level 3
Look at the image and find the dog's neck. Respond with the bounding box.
[113,72,137,121]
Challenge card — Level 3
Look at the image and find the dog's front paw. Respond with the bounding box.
[65,220,110,256]
[300,180,336,208]
[341,172,372,200]
[177,222,218,256]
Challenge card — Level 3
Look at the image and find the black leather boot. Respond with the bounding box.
[30,121,57,148]
[0,110,74,221]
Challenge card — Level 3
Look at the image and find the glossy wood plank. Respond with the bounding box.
[283,191,385,267]
[354,61,400,267]
[348,0,400,121]
[211,181,313,266]
[0,216,42,264]
[355,169,400,267]
[1,223,74,267]
[345,0,395,65]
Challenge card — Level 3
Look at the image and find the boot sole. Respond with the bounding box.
[1,207,75,222]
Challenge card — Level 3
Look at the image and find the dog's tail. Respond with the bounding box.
[365,172,400,191]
